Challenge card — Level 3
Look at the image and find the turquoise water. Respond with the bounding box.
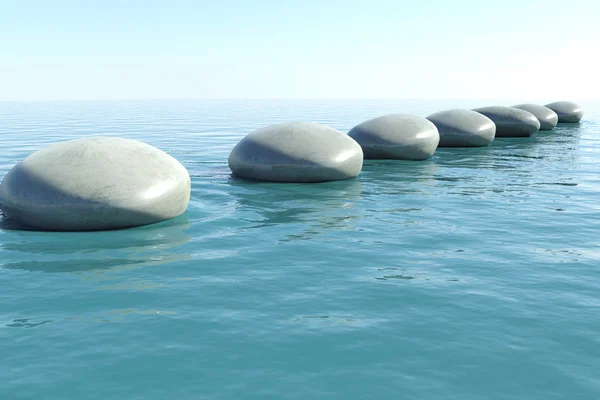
[1,99,599,399]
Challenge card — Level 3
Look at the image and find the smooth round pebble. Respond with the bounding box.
[347,114,440,160]
[228,122,363,183]
[544,101,584,123]
[0,136,191,231]
[473,106,540,137]
[426,109,496,147]
[512,104,558,130]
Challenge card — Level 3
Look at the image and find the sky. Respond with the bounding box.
[0,0,598,101]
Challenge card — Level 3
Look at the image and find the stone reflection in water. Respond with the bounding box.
[359,160,440,197]
[435,126,581,170]
[0,215,193,275]
[227,177,364,241]
[430,127,582,197]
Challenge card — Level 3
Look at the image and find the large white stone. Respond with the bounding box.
[544,101,584,123]
[228,122,363,183]
[511,104,558,130]
[426,109,496,147]
[472,106,540,137]
[347,114,440,160]
[0,137,191,231]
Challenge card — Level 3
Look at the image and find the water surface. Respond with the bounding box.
[1,99,599,399]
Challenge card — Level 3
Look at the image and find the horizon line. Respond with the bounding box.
[1,97,597,103]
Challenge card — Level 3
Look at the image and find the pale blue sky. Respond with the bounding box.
[0,0,598,101]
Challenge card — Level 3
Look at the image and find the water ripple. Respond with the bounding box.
[1,100,600,400]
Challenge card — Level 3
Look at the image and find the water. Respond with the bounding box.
[1,99,599,399]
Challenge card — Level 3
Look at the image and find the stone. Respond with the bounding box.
[512,104,558,130]
[347,114,439,160]
[426,109,496,147]
[472,106,540,137]
[228,122,363,183]
[0,136,191,231]
[544,101,584,123]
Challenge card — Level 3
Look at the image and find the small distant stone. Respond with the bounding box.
[228,122,363,183]
[512,104,558,130]
[544,101,584,123]
[473,106,540,137]
[347,114,439,160]
[0,137,191,231]
[426,109,496,147]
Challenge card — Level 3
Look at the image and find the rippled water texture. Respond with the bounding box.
[1,99,599,399]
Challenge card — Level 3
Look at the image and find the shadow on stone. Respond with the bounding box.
[0,137,190,232]
[0,166,188,232]
[228,122,363,183]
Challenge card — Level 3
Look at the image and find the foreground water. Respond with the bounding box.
[1,99,599,399]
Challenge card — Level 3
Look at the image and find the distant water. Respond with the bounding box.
[1,99,599,400]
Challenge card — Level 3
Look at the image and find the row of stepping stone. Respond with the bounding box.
[0,101,583,232]
[229,101,584,182]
